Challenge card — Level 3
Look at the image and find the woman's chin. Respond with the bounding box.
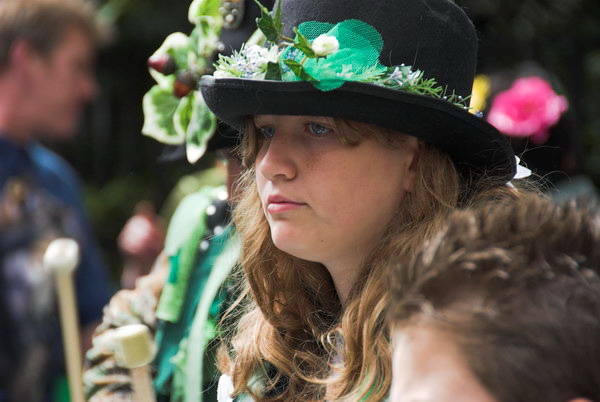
[271,229,314,261]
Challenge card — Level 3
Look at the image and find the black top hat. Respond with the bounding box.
[200,0,516,181]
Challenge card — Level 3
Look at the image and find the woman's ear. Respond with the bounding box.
[403,139,422,193]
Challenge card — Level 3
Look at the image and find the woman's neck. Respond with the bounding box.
[324,257,364,307]
[323,237,381,307]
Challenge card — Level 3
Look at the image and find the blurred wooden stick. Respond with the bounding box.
[44,238,84,402]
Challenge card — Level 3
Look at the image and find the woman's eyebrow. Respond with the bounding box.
[303,115,334,122]
[300,116,337,128]
[253,116,273,125]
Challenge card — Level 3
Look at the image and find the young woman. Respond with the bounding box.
[200,0,531,399]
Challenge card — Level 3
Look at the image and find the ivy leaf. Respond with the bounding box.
[265,62,282,80]
[254,0,282,43]
[186,93,217,163]
[191,19,222,60]
[142,84,184,145]
[284,60,315,81]
[293,28,316,58]
[173,92,195,140]
[188,0,222,23]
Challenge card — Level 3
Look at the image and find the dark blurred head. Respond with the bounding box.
[0,0,105,141]
[391,195,600,402]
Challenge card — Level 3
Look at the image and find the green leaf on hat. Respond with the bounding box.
[254,0,282,43]
[265,61,282,80]
[142,83,184,145]
[186,93,217,163]
[292,28,316,58]
[284,60,315,81]
[273,0,283,39]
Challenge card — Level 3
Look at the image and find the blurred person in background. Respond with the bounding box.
[390,195,600,402]
[0,0,113,400]
[117,200,165,290]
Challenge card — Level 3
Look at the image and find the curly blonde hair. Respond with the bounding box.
[219,118,524,401]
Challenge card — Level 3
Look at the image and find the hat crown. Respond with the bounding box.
[277,0,477,97]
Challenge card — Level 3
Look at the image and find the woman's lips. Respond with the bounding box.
[267,202,305,213]
[267,195,306,214]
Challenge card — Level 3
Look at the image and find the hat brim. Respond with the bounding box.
[200,76,516,182]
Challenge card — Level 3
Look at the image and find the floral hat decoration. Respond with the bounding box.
[200,0,517,182]
[141,0,275,163]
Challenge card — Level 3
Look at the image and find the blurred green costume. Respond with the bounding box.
[84,184,239,402]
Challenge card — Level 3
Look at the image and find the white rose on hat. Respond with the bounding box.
[311,34,339,57]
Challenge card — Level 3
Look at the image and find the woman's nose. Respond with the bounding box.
[256,131,298,182]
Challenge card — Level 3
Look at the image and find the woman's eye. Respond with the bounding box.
[258,126,275,139]
[307,122,332,137]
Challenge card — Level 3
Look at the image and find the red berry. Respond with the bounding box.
[147,55,177,75]
[173,71,197,98]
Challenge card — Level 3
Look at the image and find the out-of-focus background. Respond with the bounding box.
[45,0,222,282]
[45,0,600,283]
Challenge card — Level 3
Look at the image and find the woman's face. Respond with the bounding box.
[254,115,419,267]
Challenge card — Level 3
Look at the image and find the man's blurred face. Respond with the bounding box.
[27,26,96,139]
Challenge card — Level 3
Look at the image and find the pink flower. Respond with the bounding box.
[487,76,568,144]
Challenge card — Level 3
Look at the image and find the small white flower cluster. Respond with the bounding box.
[246,44,280,65]
[215,44,280,79]
[311,34,340,57]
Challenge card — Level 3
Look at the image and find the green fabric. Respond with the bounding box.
[169,337,189,402]
[184,231,240,402]
[164,185,222,256]
[157,186,222,322]
[52,375,70,402]
[153,224,235,399]
[281,19,387,91]
[160,166,226,226]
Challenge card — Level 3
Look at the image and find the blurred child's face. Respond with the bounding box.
[391,325,496,402]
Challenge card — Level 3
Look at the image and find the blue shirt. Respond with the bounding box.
[0,136,112,401]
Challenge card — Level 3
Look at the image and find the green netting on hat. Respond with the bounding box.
[280,19,387,91]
